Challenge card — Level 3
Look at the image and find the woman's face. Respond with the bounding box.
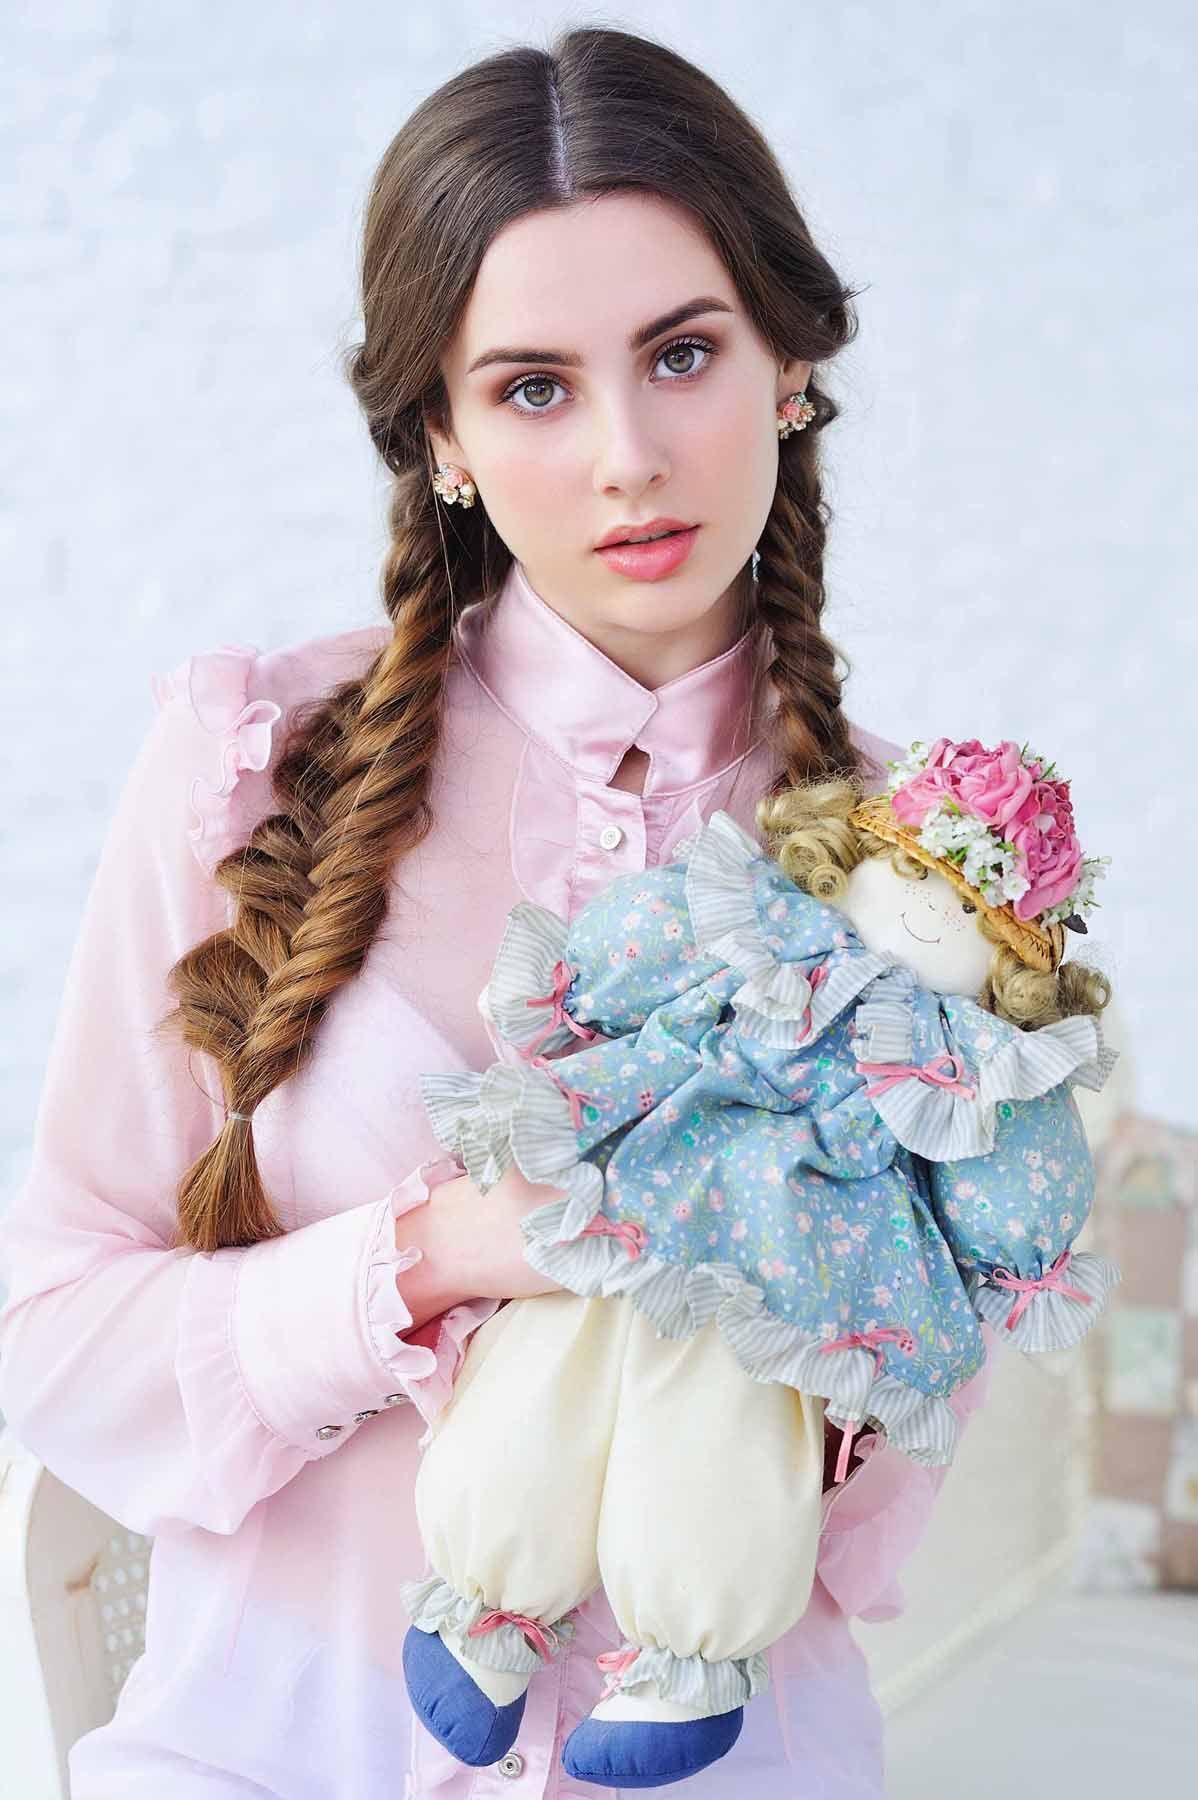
[427,190,810,684]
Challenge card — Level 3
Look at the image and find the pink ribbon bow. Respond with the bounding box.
[818,1326,916,1484]
[579,1215,647,1260]
[987,1247,1092,1332]
[796,961,828,1039]
[526,1054,599,1132]
[466,1609,561,1661]
[855,1050,978,1100]
[521,959,600,1061]
[595,1648,641,1703]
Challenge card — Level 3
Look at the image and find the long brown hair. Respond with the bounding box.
[160,24,867,1252]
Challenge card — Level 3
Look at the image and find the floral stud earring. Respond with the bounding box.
[777,391,816,438]
[431,462,477,507]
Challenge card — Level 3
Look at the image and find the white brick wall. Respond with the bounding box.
[4,1,1189,1236]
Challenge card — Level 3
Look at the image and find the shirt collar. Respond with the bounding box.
[454,558,770,796]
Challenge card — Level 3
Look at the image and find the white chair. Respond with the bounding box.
[0,1428,150,1798]
[0,1002,1135,1794]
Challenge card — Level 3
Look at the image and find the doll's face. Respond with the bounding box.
[836,854,994,998]
[426,189,811,690]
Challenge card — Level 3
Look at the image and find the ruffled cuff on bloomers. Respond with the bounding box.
[399,1573,579,1674]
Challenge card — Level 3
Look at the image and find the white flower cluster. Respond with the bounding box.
[883,742,1110,924]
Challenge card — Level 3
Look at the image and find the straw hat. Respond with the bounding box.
[847,790,1068,975]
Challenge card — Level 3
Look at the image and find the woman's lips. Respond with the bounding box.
[594,525,700,581]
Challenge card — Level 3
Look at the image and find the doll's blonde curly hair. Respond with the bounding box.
[755,777,1112,1032]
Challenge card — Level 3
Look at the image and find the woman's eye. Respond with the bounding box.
[499,335,717,417]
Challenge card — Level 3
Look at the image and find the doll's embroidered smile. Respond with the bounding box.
[900,913,940,945]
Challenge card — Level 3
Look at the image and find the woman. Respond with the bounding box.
[0,25,996,1798]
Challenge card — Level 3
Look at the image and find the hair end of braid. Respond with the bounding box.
[169,1125,287,1254]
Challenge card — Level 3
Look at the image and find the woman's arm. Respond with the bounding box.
[0,655,511,1539]
[395,1164,570,1330]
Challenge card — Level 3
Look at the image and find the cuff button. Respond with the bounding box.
[353,1409,380,1422]
[382,1392,408,1407]
[315,1424,343,1440]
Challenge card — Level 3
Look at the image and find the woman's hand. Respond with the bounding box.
[394,1164,567,1330]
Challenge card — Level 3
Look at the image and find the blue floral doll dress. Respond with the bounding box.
[403,807,1120,1739]
[423,807,1119,1468]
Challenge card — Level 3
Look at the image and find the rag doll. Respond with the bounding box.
[400,735,1120,1791]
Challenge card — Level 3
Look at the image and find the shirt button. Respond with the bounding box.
[315,1425,342,1440]
[598,824,624,851]
[497,1751,525,1778]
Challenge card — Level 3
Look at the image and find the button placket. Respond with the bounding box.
[574,783,646,911]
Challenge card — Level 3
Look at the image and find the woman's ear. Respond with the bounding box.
[777,356,814,405]
[423,415,467,474]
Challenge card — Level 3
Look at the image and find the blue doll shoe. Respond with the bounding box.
[561,1707,744,1788]
[402,1623,528,1767]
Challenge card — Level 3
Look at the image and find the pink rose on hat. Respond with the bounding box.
[890,737,1034,832]
[885,736,1107,928]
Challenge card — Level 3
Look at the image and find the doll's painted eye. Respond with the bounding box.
[961,901,977,914]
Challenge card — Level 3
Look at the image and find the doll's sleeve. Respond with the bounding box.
[851,982,1121,1163]
[917,1081,1122,1359]
[482,859,728,1057]
[419,981,725,1240]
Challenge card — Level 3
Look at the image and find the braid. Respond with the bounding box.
[753,380,863,828]
[161,485,466,1253]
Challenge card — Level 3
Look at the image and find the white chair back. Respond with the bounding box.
[0,1426,150,1798]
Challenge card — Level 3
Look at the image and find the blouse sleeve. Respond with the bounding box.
[0,647,496,1540]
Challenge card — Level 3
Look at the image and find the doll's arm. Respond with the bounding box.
[917,1081,1121,1360]
[483,861,728,1058]
[852,982,1119,1164]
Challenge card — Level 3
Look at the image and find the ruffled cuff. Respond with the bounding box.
[972,1246,1123,1354]
[400,1573,578,1673]
[483,900,596,1060]
[596,1640,771,1712]
[420,1059,605,1232]
[852,986,1120,1162]
[685,809,895,1047]
[150,642,281,877]
[175,1245,317,1532]
[227,1159,488,1453]
[386,1158,502,1436]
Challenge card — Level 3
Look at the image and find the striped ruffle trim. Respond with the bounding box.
[852,988,1120,1161]
[684,809,899,1047]
[484,900,577,1059]
[519,1200,964,1470]
[421,1050,964,1469]
[972,1249,1123,1354]
[599,1640,771,1712]
[400,1574,577,1673]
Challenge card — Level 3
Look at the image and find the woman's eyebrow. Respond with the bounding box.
[465,296,735,374]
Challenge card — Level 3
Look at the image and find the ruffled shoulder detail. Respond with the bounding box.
[851,976,1120,1161]
[150,641,282,876]
[684,808,898,1046]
